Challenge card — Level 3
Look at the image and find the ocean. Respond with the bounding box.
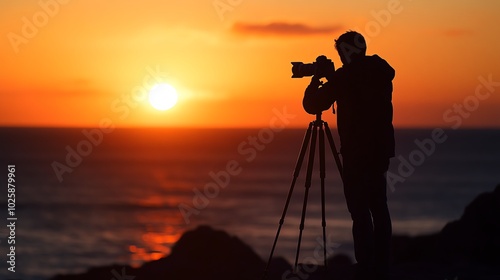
[0,127,499,280]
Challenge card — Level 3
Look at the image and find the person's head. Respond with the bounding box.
[334,31,367,65]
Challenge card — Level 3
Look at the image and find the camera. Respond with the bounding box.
[291,55,335,79]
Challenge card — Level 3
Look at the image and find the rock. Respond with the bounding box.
[437,184,500,264]
[391,184,500,279]
[50,265,138,280]
[137,225,267,280]
[393,184,500,264]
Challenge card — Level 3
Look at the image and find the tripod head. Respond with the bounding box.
[315,113,323,123]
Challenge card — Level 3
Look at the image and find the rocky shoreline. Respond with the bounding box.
[50,184,500,280]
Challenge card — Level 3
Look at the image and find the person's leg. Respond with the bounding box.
[368,158,392,279]
[342,156,374,279]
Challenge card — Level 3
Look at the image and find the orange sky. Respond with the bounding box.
[1,0,500,128]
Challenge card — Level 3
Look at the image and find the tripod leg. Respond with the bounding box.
[319,122,328,270]
[263,122,314,279]
[324,122,344,181]
[294,120,318,271]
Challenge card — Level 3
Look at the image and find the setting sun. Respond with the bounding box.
[149,84,178,111]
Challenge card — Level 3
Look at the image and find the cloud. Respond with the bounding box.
[232,22,343,37]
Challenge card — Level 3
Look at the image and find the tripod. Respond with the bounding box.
[263,113,343,278]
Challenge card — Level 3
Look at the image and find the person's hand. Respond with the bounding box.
[309,75,323,88]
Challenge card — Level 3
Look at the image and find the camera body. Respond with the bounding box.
[291,55,335,79]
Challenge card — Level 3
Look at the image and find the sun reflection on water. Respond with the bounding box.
[128,206,185,268]
[128,227,182,267]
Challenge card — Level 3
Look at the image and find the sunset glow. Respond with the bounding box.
[1,1,500,128]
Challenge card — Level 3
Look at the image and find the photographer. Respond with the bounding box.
[303,31,395,280]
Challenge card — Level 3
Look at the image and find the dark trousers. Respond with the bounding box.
[342,155,392,279]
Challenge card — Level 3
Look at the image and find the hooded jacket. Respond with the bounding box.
[303,54,395,159]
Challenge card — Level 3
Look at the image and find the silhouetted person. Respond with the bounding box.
[303,31,395,280]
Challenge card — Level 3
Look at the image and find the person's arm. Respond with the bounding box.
[302,76,335,115]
